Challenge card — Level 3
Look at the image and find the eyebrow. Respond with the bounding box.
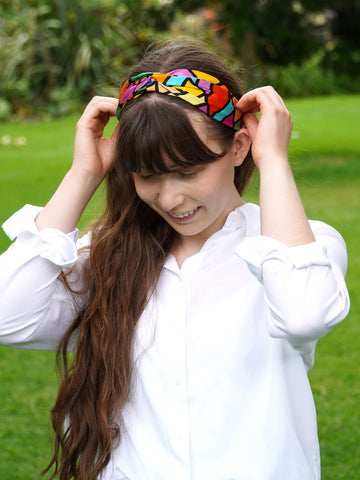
[137,164,201,175]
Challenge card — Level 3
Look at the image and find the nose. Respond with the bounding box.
[156,175,184,212]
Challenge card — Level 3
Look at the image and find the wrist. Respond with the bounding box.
[66,166,103,193]
[256,154,291,176]
[35,169,99,233]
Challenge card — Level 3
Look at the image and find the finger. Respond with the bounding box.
[82,96,118,120]
[241,113,258,143]
[77,97,118,138]
[237,86,284,114]
[236,103,260,115]
[85,96,119,107]
[110,123,120,142]
[236,88,264,112]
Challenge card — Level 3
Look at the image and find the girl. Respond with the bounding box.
[0,41,350,480]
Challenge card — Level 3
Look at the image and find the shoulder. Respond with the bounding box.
[76,231,92,249]
[239,203,346,249]
[237,203,261,237]
[308,219,348,275]
[309,219,345,243]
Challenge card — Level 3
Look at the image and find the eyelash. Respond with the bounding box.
[138,171,198,181]
[139,174,155,180]
[179,171,197,178]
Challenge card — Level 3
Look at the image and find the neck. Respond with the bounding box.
[172,195,245,268]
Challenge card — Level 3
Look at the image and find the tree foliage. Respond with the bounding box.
[171,0,360,94]
[0,0,169,117]
[174,1,360,71]
[0,0,359,118]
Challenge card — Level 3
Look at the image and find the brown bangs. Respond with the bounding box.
[116,94,235,174]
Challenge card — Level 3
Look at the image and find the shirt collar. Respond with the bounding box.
[163,203,259,274]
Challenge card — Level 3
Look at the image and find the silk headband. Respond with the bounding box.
[116,69,242,130]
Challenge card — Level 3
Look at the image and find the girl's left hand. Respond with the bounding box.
[236,86,293,170]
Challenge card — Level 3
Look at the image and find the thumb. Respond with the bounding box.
[241,113,258,143]
[111,123,120,142]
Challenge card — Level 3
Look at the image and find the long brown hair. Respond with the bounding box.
[44,40,255,480]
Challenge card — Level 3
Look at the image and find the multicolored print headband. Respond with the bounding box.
[116,69,242,130]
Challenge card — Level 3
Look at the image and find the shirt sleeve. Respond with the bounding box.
[235,220,350,347]
[0,205,89,351]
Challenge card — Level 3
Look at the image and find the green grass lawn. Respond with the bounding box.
[0,95,359,478]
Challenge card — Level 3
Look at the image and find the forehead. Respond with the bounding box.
[187,110,210,135]
[186,111,223,152]
[118,93,232,174]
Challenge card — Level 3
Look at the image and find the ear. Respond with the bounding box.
[232,127,251,167]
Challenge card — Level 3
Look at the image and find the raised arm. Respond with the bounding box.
[237,87,315,247]
[0,97,118,349]
[236,87,349,346]
[36,96,118,233]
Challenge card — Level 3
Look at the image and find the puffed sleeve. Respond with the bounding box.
[235,220,350,347]
[0,205,89,351]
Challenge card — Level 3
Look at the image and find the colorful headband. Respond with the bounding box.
[116,69,242,130]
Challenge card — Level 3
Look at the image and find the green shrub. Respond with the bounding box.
[246,51,355,97]
[0,0,144,117]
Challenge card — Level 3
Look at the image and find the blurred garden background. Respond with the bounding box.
[0,0,360,478]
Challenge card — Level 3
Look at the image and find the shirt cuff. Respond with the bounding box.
[2,204,79,268]
[235,236,330,282]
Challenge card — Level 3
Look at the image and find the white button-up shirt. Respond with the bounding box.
[0,203,350,480]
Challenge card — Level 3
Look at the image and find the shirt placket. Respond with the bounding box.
[166,269,192,480]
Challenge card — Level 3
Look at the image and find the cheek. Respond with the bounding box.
[133,181,157,207]
[133,176,146,196]
[133,181,146,203]
[199,171,231,198]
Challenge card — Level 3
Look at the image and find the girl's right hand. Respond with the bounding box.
[35,97,119,233]
[72,96,119,184]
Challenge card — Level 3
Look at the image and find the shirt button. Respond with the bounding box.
[175,378,182,386]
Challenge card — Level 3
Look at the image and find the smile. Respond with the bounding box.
[168,207,200,220]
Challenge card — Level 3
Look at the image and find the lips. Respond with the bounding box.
[168,206,200,222]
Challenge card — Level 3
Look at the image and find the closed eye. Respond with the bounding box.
[173,167,203,179]
[135,171,160,181]
[178,171,197,179]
